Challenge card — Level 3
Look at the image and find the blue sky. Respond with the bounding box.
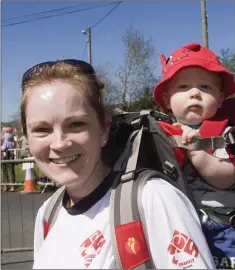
[2,1,235,122]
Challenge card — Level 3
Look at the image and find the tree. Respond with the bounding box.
[1,111,22,131]
[219,49,235,78]
[116,26,159,111]
[95,63,121,109]
[219,49,235,98]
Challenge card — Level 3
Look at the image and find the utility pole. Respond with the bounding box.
[87,27,92,65]
[201,0,209,48]
[82,26,92,64]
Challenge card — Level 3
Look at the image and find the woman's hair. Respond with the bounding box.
[21,60,106,136]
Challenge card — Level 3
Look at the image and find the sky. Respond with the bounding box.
[1,0,235,122]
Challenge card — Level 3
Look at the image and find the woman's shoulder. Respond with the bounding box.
[36,194,56,220]
[142,178,196,214]
[142,177,184,196]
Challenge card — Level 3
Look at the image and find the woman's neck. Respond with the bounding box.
[66,161,110,207]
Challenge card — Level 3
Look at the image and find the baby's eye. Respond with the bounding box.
[178,84,189,89]
[200,84,211,90]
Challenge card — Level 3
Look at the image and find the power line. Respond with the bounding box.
[91,1,122,29]
[2,2,117,28]
[2,3,88,22]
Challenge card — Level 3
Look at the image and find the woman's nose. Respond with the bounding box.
[50,131,72,152]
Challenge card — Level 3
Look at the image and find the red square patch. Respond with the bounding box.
[115,221,150,269]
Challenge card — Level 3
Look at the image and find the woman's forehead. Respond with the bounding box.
[26,82,93,117]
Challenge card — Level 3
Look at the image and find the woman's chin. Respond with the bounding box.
[47,172,81,187]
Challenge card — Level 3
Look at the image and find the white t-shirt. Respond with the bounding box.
[33,178,215,269]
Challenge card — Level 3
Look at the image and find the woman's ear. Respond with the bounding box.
[101,112,111,147]
[163,92,171,109]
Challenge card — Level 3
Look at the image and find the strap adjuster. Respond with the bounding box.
[229,214,235,228]
[162,161,178,180]
[121,171,135,183]
[223,128,235,146]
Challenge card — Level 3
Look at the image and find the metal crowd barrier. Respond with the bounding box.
[1,158,58,193]
[7,148,23,160]
[1,158,57,268]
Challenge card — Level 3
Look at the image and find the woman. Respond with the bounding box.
[1,126,16,192]
[21,59,215,269]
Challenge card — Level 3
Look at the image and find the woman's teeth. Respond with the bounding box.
[51,155,79,164]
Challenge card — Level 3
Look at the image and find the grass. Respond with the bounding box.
[1,164,44,183]
[1,163,51,192]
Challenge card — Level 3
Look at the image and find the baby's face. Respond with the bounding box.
[164,67,224,125]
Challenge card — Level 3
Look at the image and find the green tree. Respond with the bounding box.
[219,49,235,78]
[116,26,159,110]
[95,63,121,107]
[219,49,235,98]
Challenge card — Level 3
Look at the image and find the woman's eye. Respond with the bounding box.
[69,121,85,129]
[32,127,51,135]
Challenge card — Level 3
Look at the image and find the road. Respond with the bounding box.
[1,192,52,269]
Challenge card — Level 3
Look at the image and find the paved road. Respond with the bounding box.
[1,192,52,269]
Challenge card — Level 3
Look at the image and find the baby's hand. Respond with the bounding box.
[173,123,201,144]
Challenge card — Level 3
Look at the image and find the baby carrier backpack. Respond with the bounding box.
[42,99,235,269]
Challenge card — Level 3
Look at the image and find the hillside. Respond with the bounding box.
[1,119,22,130]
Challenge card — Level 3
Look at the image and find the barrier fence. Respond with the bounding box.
[1,158,58,268]
[1,158,58,193]
[7,148,23,160]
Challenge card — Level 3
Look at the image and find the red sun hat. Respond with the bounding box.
[154,42,235,110]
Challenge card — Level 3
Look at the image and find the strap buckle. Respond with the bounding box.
[223,127,235,146]
[223,127,235,155]
[120,171,135,183]
[162,161,178,180]
[229,214,235,228]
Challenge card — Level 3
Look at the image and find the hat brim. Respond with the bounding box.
[154,58,235,111]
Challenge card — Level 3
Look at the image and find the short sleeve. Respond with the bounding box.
[141,179,215,269]
[33,198,51,260]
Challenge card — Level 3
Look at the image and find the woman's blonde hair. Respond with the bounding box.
[21,60,106,136]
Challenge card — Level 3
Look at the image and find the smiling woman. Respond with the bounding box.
[21,60,109,202]
[20,59,215,269]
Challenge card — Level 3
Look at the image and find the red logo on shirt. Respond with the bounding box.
[80,230,106,267]
[168,230,198,267]
[125,237,140,255]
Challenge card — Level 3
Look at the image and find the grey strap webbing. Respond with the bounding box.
[135,170,176,268]
[44,186,65,236]
[148,116,195,203]
[169,134,226,151]
[114,130,139,172]
[110,124,154,269]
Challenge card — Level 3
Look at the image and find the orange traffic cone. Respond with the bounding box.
[21,167,40,194]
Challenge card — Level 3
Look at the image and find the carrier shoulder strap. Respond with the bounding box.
[110,120,153,270]
[43,186,65,239]
[110,114,194,269]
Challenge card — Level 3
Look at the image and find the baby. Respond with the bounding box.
[153,42,235,269]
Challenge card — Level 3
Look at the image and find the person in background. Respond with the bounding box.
[1,126,16,192]
[19,133,29,159]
